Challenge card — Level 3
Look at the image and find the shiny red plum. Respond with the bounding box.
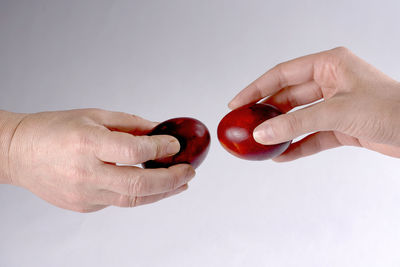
[142,117,210,169]
[218,103,291,160]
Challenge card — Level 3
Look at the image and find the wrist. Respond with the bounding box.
[0,110,28,185]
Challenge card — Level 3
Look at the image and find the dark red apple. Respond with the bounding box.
[218,103,291,160]
[142,117,210,169]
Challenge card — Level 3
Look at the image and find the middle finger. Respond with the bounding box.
[95,163,195,197]
[262,81,323,113]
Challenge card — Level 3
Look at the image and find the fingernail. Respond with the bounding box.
[253,124,275,144]
[167,139,180,155]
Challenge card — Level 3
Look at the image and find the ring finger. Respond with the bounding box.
[96,184,189,207]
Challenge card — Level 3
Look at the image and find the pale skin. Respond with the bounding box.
[0,109,195,212]
[1,47,399,213]
[229,47,400,160]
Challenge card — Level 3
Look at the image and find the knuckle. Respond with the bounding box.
[128,174,145,196]
[250,82,264,99]
[274,63,289,88]
[314,54,344,91]
[123,142,143,163]
[332,46,350,56]
[284,113,301,135]
[326,46,352,67]
[152,137,164,158]
[86,108,106,116]
[79,108,107,121]
[170,170,180,190]
[286,89,299,109]
[137,136,162,160]
[310,82,323,100]
[129,196,139,207]
[112,111,135,123]
[70,129,94,153]
[123,112,140,123]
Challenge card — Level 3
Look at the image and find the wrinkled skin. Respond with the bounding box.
[0,109,195,212]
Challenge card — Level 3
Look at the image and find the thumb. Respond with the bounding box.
[253,102,335,145]
[95,130,181,165]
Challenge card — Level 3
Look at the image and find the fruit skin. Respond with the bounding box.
[142,117,211,169]
[217,103,291,160]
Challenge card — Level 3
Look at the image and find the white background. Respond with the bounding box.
[1,1,400,266]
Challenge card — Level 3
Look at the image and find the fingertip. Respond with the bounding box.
[167,163,196,181]
[184,164,196,181]
[228,92,249,110]
[140,120,157,134]
[253,123,275,145]
[272,155,289,162]
[138,135,181,163]
[228,99,238,110]
[166,137,181,155]
[166,184,189,198]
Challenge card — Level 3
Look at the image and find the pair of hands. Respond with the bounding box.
[1,47,399,212]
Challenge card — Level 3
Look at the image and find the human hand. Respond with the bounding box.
[229,47,400,161]
[3,109,195,212]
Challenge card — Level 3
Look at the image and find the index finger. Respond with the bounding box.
[228,50,326,110]
[86,109,157,135]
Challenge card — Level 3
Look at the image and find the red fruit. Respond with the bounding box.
[142,117,210,169]
[217,103,291,160]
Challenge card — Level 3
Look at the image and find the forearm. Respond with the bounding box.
[0,110,27,184]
